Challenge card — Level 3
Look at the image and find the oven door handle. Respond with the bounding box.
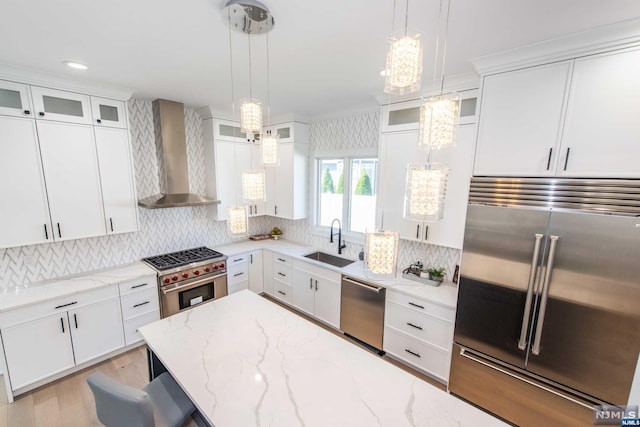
[161,274,225,295]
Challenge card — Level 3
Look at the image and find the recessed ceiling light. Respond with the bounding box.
[63,61,88,70]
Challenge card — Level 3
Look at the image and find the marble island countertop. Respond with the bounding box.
[139,290,506,427]
[217,239,459,309]
[0,262,156,313]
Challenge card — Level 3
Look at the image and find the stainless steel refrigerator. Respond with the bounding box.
[449,177,640,426]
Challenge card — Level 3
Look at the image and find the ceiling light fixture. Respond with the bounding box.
[63,61,88,70]
[383,0,423,95]
[404,163,449,221]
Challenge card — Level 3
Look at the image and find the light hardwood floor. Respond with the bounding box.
[0,295,445,427]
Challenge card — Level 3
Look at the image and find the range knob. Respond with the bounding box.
[213,265,219,270]
[204,267,211,273]
[182,273,189,279]
[171,275,178,281]
[220,262,225,269]
[194,270,200,276]
[163,278,171,284]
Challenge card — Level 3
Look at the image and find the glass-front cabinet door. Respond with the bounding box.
[30,86,92,125]
[91,96,127,129]
[0,80,33,118]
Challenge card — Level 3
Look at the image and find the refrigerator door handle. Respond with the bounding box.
[518,233,544,350]
[531,235,560,355]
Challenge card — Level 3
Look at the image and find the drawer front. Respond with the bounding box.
[227,263,249,285]
[227,253,249,265]
[386,289,455,323]
[292,259,341,282]
[228,280,249,295]
[120,288,160,321]
[385,301,454,351]
[124,311,161,346]
[273,253,292,266]
[384,326,450,382]
[273,279,293,304]
[273,263,293,284]
[118,275,157,296]
[0,285,119,328]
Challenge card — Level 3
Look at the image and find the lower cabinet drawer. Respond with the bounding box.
[124,311,160,346]
[384,326,450,382]
[273,279,292,305]
[227,263,249,285]
[386,289,455,323]
[120,288,159,321]
[385,301,453,351]
[228,280,249,295]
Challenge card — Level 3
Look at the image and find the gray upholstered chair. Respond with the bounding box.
[87,371,196,427]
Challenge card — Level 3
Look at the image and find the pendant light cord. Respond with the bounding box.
[228,10,239,207]
[404,0,409,36]
[248,33,253,100]
[266,32,271,128]
[440,0,452,94]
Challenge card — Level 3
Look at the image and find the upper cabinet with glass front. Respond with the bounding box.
[30,86,92,125]
[91,97,127,129]
[0,81,33,118]
[214,118,259,143]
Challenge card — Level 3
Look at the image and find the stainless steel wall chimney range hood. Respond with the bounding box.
[138,99,220,209]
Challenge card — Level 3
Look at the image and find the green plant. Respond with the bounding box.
[270,227,282,236]
[321,167,335,193]
[427,267,445,278]
[336,172,344,194]
[354,169,372,195]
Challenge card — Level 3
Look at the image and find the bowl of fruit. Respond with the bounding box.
[270,227,283,240]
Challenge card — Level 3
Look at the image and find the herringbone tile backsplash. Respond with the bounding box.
[0,106,460,289]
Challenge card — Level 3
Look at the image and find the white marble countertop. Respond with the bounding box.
[0,262,156,313]
[139,290,506,427]
[217,239,458,309]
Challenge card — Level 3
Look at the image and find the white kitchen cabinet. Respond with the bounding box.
[37,121,106,241]
[95,127,138,235]
[213,118,257,143]
[119,275,160,346]
[0,116,53,248]
[91,96,127,129]
[0,80,33,118]
[558,47,640,177]
[378,124,476,249]
[30,86,93,125]
[1,313,75,390]
[68,298,124,365]
[292,259,342,329]
[249,250,264,294]
[265,138,309,220]
[227,255,250,295]
[474,61,572,176]
[236,142,266,217]
[262,250,274,296]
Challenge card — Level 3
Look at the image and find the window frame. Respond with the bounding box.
[311,148,378,244]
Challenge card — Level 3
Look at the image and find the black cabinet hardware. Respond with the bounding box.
[277,258,286,262]
[131,283,148,289]
[278,272,286,277]
[408,302,424,309]
[44,224,49,240]
[250,254,253,263]
[309,278,313,289]
[416,224,419,239]
[315,280,318,291]
[277,290,286,296]
[39,112,45,117]
[564,147,571,170]
[249,205,253,215]
[405,349,421,358]
[234,272,244,277]
[233,258,242,262]
[407,322,423,330]
[96,118,102,123]
[109,218,114,232]
[55,301,78,309]
[425,226,429,241]
[57,223,62,238]
[60,317,65,333]
[133,301,150,308]
[546,148,553,170]
[23,110,30,115]
[74,313,78,329]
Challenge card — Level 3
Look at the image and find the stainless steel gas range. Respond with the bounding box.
[142,247,228,318]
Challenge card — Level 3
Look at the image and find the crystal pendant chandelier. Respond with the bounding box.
[418,93,461,150]
[404,163,449,221]
[383,0,422,95]
[262,130,279,166]
[240,98,262,134]
[242,170,266,202]
[227,206,248,236]
[365,230,399,276]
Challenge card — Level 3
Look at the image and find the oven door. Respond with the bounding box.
[160,274,228,318]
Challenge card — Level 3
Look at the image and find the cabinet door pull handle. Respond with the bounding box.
[55,301,78,309]
[24,110,31,115]
[407,322,423,330]
[425,226,429,241]
[277,290,286,296]
[416,224,420,239]
[109,218,114,232]
[309,278,313,289]
[250,254,253,263]
[44,224,49,240]
[233,258,243,262]
[133,301,150,308]
[546,148,553,170]
[275,206,278,215]
[39,112,45,117]
[315,280,318,291]
[73,313,78,329]
[234,272,244,277]
[405,349,421,358]
[57,223,62,238]
[564,147,571,171]
[96,118,102,124]
[277,258,286,262]
[60,317,65,333]
[278,272,286,277]
[131,283,148,289]
[249,205,253,215]
[254,205,257,214]
[408,302,424,310]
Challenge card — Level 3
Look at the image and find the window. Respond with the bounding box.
[316,156,378,236]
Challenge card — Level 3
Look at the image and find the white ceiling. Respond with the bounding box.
[1,0,639,118]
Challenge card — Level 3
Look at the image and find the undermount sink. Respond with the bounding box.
[303,251,355,268]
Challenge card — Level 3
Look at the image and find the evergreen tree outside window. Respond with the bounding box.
[322,167,335,193]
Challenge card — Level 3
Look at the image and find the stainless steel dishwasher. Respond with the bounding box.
[340,275,386,351]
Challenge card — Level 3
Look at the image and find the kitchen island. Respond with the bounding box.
[139,290,507,427]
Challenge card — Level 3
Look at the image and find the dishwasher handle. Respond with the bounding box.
[342,277,382,294]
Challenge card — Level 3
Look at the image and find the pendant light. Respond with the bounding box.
[262,31,279,166]
[240,34,263,134]
[404,162,449,221]
[365,229,400,276]
[383,0,423,95]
